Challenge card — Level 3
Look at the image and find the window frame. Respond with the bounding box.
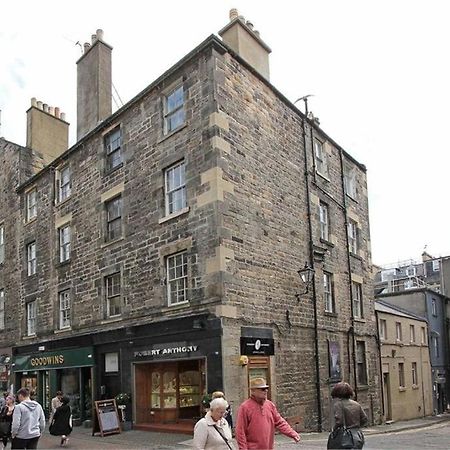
[432,260,440,272]
[421,327,426,345]
[58,166,72,202]
[343,162,357,199]
[352,281,363,319]
[412,362,418,386]
[105,127,123,172]
[59,290,71,329]
[0,289,4,331]
[0,225,4,264]
[356,341,368,385]
[163,85,185,134]
[431,298,437,316]
[26,301,37,336]
[26,188,37,221]
[27,241,37,276]
[319,201,329,241]
[398,362,405,388]
[347,219,358,254]
[105,196,122,242]
[379,319,387,340]
[167,251,188,306]
[432,335,439,358]
[409,324,415,343]
[164,161,187,216]
[323,272,335,313]
[314,139,328,178]
[395,321,402,341]
[105,272,121,318]
[58,225,71,263]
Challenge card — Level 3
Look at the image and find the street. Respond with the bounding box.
[29,421,450,449]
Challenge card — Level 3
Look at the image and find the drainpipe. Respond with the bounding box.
[301,117,323,432]
[338,149,358,397]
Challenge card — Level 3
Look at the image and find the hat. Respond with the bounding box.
[250,377,269,389]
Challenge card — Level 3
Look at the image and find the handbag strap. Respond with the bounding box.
[340,400,347,428]
[213,424,232,450]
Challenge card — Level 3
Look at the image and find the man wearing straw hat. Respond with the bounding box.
[236,377,300,449]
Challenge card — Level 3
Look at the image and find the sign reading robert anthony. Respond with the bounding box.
[134,344,199,358]
[240,337,274,356]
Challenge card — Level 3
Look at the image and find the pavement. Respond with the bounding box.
[33,413,450,449]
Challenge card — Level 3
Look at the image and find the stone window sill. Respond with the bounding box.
[54,327,72,334]
[398,387,406,392]
[316,171,330,182]
[159,207,190,224]
[320,238,335,248]
[158,124,187,145]
[101,316,123,325]
[101,237,124,249]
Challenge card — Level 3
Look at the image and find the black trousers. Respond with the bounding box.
[11,436,40,449]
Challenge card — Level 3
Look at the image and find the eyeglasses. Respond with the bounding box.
[256,387,269,391]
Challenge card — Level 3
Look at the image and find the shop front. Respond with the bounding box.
[12,347,94,422]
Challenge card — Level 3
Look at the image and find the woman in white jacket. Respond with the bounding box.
[193,398,234,450]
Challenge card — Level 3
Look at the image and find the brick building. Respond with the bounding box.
[0,11,381,431]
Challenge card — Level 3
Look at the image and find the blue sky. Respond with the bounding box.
[1,0,449,265]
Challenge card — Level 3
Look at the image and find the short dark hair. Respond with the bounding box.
[56,391,63,396]
[17,388,30,398]
[331,382,354,399]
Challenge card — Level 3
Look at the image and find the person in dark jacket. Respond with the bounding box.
[0,395,15,448]
[329,382,367,449]
[49,397,72,447]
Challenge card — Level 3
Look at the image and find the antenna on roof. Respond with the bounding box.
[294,94,314,116]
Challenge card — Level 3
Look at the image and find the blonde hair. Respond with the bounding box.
[211,391,225,399]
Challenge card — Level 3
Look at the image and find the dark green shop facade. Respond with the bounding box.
[12,347,94,421]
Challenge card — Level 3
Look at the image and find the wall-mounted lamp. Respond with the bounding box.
[296,263,315,300]
[239,355,249,366]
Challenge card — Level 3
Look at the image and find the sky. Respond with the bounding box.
[1,0,449,266]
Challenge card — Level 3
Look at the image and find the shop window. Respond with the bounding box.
[162,371,177,408]
[151,372,161,409]
[179,370,200,409]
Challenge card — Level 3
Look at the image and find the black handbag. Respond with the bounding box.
[0,421,10,437]
[327,401,365,449]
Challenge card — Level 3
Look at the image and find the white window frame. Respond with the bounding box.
[164,85,185,134]
[356,341,368,385]
[405,265,416,277]
[432,259,440,272]
[396,322,402,341]
[167,251,188,306]
[347,219,358,254]
[0,289,4,330]
[164,161,186,216]
[26,301,36,336]
[344,162,357,199]
[398,362,405,388]
[26,189,37,221]
[59,225,71,263]
[319,202,329,241]
[412,362,418,385]
[323,272,334,313]
[379,319,387,340]
[421,327,426,345]
[27,242,36,276]
[59,290,71,329]
[410,324,415,343]
[352,281,363,319]
[314,139,328,177]
[433,336,439,358]
[58,166,72,202]
[105,127,122,171]
[0,225,4,264]
[431,298,437,316]
[106,196,122,241]
[105,272,121,318]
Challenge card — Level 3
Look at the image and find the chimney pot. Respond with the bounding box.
[31,97,37,107]
[43,104,49,113]
[254,30,260,37]
[96,29,104,41]
[49,106,55,116]
[60,112,66,121]
[246,21,254,30]
[54,107,60,118]
[84,42,91,53]
[91,34,97,44]
[37,101,43,110]
[229,8,239,21]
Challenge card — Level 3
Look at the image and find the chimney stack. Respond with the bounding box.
[76,29,112,140]
[219,9,271,80]
[26,97,69,165]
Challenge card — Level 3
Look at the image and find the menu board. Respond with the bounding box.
[92,399,121,437]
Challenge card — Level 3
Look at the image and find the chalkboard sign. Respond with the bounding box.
[92,399,121,437]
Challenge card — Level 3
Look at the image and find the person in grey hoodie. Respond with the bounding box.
[11,388,45,449]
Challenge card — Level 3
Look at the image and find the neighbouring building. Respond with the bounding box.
[375,300,433,421]
[377,289,449,413]
[0,10,381,431]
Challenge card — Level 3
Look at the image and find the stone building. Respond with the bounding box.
[375,300,433,421]
[0,11,381,431]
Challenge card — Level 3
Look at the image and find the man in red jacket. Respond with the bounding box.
[236,377,300,449]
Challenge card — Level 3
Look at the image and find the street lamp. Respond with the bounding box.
[296,263,315,300]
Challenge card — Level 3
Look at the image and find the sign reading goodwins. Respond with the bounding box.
[13,347,94,371]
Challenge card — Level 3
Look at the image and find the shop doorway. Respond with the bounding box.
[134,359,205,427]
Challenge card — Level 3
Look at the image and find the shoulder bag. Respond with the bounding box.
[327,402,356,449]
[213,424,233,450]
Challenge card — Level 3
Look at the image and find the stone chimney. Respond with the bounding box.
[76,29,112,140]
[26,97,69,165]
[218,9,272,80]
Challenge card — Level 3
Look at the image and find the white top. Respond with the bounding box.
[193,411,234,450]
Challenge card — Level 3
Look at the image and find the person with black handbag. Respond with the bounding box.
[193,398,234,449]
[49,396,72,447]
[0,396,15,449]
[327,382,367,449]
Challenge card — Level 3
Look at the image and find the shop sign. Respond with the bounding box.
[134,344,199,358]
[13,346,94,372]
[240,337,274,356]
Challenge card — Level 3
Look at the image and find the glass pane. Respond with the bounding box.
[163,372,176,393]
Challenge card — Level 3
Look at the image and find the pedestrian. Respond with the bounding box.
[0,395,15,449]
[49,396,72,447]
[50,392,63,423]
[211,391,234,430]
[327,381,367,449]
[193,397,234,449]
[11,387,45,450]
[0,393,7,411]
[236,377,300,450]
